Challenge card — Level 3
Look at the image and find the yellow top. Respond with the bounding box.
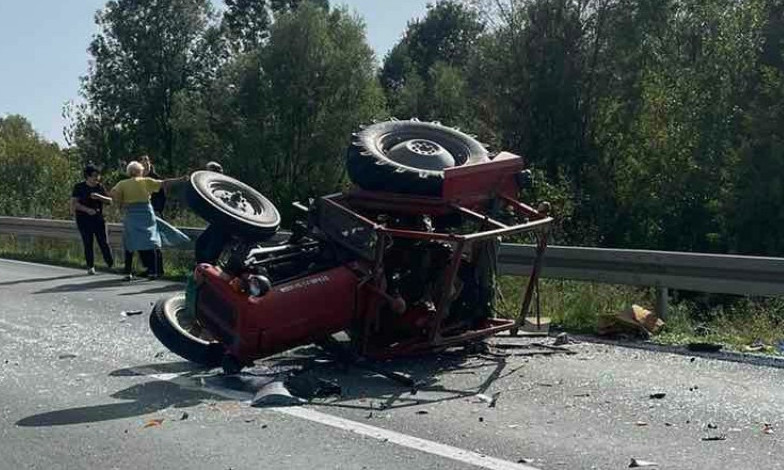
[111,177,162,205]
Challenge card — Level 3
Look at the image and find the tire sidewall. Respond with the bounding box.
[149,294,224,367]
[187,171,280,239]
[347,120,489,196]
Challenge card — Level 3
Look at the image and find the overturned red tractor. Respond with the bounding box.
[150,120,552,374]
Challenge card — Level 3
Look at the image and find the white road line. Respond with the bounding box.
[277,406,539,470]
[131,368,541,470]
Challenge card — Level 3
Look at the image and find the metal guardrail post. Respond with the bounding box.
[656,286,669,319]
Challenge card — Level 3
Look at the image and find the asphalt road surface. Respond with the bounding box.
[1,258,783,470]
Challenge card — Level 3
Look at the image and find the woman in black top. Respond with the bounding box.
[71,164,114,274]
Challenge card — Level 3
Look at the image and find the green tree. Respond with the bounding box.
[183,2,383,222]
[0,116,74,218]
[77,0,216,173]
[381,1,484,127]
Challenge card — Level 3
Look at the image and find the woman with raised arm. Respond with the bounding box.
[92,161,187,281]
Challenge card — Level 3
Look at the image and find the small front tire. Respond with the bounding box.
[149,293,224,367]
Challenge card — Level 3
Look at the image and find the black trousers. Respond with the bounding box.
[76,216,114,269]
[124,250,158,275]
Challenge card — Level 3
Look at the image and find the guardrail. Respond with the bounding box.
[3,216,784,317]
[0,216,203,248]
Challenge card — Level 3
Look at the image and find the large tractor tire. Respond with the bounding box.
[347,119,490,196]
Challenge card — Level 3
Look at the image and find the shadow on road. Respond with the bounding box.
[33,277,181,295]
[15,380,216,427]
[117,284,183,296]
[15,362,223,428]
[33,277,130,294]
[0,273,86,288]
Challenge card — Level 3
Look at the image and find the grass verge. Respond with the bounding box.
[0,234,193,282]
[497,276,784,354]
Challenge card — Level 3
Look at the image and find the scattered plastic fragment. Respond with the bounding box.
[121,310,143,317]
[143,418,164,428]
[649,392,666,399]
[474,392,501,408]
[251,381,305,408]
[629,458,658,468]
[763,423,774,434]
[553,332,570,346]
[635,421,648,426]
[701,435,727,441]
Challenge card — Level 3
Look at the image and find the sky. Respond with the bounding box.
[0,0,431,146]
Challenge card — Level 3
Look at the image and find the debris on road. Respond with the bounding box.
[121,310,143,317]
[416,410,429,415]
[706,423,717,429]
[286,375,342,399]
[517,458,534,464]
[687,342,723,353]
[635,421,648,426]
[143,418,164,428]
[763,423,774,434]
[649,392,666,400]
[553,332,571,346]
[57,353,77,359]
[487,341,575,356]
[313,378,342,398]
[629,458,658,467]
[474,392,501,408]
[701,434,727,441]
[598,305,664,338]
[744,339,772,353]
[179,412,189,421]
[251,381,305,408]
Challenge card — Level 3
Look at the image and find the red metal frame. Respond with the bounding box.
[317,152,553,358]
[192,152,552,364]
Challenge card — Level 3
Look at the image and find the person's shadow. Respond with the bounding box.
[15,362,218,427]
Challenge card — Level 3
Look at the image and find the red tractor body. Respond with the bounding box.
[174,152,551,368]
[194,264,362,361]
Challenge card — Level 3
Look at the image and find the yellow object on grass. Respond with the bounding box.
[111,177,162,205]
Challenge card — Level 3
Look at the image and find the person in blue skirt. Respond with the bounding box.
[92,161,188,280]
